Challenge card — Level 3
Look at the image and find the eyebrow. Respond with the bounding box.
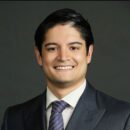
[44,42,83,47]
[44,43,58,47]
[68,42,83,46]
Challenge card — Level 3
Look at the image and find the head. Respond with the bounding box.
[34,8,94,94]
[34,8,94,54]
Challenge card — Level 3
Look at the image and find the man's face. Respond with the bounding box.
[35,24,93,88]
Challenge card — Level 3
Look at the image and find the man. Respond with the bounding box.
[2,8,130,130]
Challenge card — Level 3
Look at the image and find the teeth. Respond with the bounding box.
[55,66,73,70]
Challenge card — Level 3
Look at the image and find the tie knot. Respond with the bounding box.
[51,100,68,113]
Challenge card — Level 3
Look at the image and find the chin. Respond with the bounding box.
[52,78,74,86]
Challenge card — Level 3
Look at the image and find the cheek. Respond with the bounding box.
[43,54,56,66]
[43,57,50,66]
[75,53,87,63]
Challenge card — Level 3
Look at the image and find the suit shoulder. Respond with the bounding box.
[7,93,45,114]
[2,93,46,129]
[96,89,130,112]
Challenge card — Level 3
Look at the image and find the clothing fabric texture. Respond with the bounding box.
[46,80,86,129]
[2,82,130,130]
[48,100,69,130]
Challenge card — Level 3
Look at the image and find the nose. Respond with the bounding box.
[57,48,70,61]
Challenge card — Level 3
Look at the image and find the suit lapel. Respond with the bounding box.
[22,83,105,130]
[24,91,47,130]
[66,83,106,130]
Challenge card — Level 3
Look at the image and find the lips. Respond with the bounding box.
[54,65,75,70]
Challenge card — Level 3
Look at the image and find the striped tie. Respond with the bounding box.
[48,100,68,130]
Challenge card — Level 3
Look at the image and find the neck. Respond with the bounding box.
[47,79,86,99]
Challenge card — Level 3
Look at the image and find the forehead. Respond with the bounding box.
[44,24,85,44]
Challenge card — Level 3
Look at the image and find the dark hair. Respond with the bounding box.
[34,8,94,54]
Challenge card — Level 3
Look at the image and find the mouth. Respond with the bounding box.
[54,65,75,70]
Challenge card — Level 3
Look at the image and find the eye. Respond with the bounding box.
[46,46,58,52]
[70,46,80,51]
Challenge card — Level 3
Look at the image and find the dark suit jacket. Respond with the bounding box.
[2,83,130,130]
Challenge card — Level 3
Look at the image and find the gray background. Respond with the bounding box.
[0,1,130,126]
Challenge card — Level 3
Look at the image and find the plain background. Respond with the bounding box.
[0,1,130,127]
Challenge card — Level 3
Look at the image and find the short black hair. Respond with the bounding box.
[34,8,94,54]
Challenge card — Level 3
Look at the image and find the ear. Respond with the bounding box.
[87,45,94,64]
[34,46,43,66]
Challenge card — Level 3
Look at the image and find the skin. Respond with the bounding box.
[35,24,93,98]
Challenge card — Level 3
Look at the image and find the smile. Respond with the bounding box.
[54,66,75,70]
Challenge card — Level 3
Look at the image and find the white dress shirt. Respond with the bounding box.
[46,80,86,129]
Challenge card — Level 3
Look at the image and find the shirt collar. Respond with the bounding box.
[46,80,87,109]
